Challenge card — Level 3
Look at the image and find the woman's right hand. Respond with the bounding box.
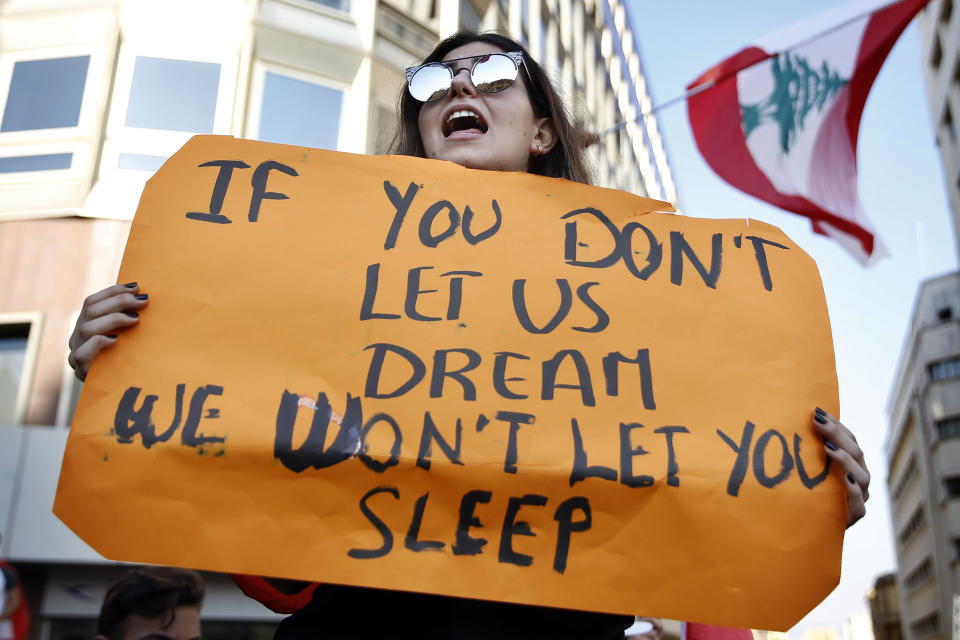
[68,282,148,381]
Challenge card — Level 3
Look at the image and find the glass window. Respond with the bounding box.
[0,323,30,424]
[258,72,342,150]
[945,105,957,142]
[306,0,350,10]
[931,33,943,68]
[118,152,167,172]
[898,505,925,548]
[904,557,933,591]
[940,0,952,24]
[909,612,939,638]
[929,356,960,381]
[0,153,72,173]
[1,56,89,132]
[937,416,960,440]
[945,476,960,498]
[126,56,220,133]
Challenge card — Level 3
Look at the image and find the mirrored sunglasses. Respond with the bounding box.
[405,51,525,103]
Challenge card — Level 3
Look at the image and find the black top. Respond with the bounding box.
[274,583,632,639]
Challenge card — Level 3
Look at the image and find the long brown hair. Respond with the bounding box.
[390,31,591,184]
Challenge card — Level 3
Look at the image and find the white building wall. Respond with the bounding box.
[886,271,960,640]
[917,0,960,260]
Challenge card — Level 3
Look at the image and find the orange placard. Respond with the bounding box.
[55,135,843,630]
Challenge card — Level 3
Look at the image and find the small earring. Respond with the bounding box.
[536,144,543,156]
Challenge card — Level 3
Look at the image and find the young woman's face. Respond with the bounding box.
[417,42,554,172]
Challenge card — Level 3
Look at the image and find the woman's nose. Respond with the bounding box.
[449,67,478,98]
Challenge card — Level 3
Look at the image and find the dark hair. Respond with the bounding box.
[96,566,204,639]
[390,31,590,184]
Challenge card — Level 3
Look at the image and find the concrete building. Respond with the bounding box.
[0,0,676,637]
[867,573,903,640]
[885,271,960,640]
[917,0,960,256]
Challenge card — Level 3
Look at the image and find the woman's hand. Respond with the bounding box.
[813,408,870,528]
[68,282,147,381]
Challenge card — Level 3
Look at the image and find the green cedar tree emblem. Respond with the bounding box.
[740,52,848,154]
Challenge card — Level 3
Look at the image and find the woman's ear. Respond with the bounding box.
[530,117,558,156]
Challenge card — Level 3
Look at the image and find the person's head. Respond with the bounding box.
[95,566,203,640]
[391,31,590,183]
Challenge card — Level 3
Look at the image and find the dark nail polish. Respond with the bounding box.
[123,282,137,288]
[106,334,118,339]
[814,415,827,424]
[847,473,855,484]
[134,294,148,300]
[126,312,139,318]
[815,407,826,416]
[824,440,838,451]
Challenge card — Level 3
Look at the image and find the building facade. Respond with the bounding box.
[917,0,960,256]
[867,573,903,640]
[0,0,676,637]
[885,272,960,640]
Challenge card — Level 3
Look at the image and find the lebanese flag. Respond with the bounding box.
[687,0,930,265]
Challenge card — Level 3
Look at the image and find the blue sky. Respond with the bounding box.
[626,0,958,635]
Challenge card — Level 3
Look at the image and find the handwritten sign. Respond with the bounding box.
[55,135,843,630]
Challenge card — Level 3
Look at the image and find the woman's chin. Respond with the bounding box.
[435,148,490,170]
[432,147,524,173]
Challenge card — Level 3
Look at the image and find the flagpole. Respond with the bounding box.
[589,81,714,142]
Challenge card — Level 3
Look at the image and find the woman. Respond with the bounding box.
[68,31,869,639]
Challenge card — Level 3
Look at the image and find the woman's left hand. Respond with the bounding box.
[813,408,870,528]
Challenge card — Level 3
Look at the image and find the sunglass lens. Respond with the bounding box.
[409,63,452,102]
[472,54,519,93]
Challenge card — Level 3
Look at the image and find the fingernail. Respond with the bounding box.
[106,334,118,339]
[125,312,139,318]
[815,407,826,416]
[847,472,855,484]
[814,415,827,424]
[825,440,838,451]
[134,294,148,300]
[123,282,137,288]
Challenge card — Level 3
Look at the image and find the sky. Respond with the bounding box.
[626,0,959,636]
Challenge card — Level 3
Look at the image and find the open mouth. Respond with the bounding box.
[443,109,488,137]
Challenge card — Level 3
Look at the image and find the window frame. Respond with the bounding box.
[0,312,43,426]
[278,0,351,15]
[0,140,92,185]
[245,61,348,152]
[0,45,105,143]
[99,45,238,180]
[0,45,107,185]
[928,355,960,382]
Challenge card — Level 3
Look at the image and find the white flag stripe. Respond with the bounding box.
[753,0,902,53]
[742,18,866,201]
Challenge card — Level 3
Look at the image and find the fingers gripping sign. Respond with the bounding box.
[813,408,870,527]
[68,283,148,381]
